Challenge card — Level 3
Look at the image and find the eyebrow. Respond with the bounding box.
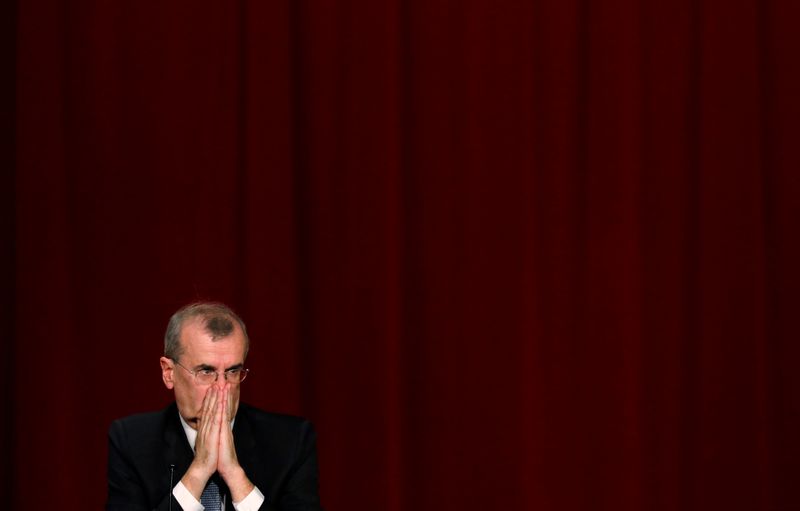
[193,363,244,372]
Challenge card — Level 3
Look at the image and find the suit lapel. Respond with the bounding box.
[163,404,195,481]
[236,404,291,507]
[233,406,260,481]
[229,408,257,511]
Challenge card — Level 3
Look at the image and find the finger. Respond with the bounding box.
[193,388,213,465]
[210,394,223,455]
[220,409,232,451]
[201,387,218,432]
[206,388,223,443]
[219,397,233,453]
[215,388,225,426]
[205,387,218,421]
[225,385,233,423]
[218,398,238,473]
[221,385,229,423]
[200,386,212,418]
[201,389,220,457]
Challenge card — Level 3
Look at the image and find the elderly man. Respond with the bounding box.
[106,302,322,510]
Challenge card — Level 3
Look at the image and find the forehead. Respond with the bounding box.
[179,318,246,364]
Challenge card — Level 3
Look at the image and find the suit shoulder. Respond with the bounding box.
[111,408,165,428]
[108,405,172,446]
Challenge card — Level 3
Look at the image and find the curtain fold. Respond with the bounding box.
[8,0,800,509]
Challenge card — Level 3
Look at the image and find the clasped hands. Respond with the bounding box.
[181,384,254,503]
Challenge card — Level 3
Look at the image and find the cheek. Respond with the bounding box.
[192,388,208,408]
[176,383,205,410]
[228,386,241,406]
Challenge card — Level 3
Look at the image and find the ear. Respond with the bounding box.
[160,357,175,390]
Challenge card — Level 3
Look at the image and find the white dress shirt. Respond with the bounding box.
[172,413,265,511]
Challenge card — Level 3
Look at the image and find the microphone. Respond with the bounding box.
[168,464,176,511]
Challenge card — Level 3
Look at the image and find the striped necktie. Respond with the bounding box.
[200,479,223,511]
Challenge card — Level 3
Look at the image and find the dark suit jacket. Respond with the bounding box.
[106,402,322,511]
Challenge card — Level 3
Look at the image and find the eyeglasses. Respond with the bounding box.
[173,360,249,385]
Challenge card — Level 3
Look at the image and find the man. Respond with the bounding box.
[107,302,322,510]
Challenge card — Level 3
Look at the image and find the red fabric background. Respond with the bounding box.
[6,0,800,509]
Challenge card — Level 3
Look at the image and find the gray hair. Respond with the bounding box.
[164,302,250,362]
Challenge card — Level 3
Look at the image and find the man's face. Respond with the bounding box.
[159,318,247,430]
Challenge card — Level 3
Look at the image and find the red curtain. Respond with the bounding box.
[7,0,800,509]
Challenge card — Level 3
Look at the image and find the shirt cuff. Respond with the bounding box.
[233,485,265,511]
[173,481,204,511]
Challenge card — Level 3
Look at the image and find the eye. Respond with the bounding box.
[226,369,241,376]
[199,369,216,377]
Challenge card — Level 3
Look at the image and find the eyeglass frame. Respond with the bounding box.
[172,359,249,385]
